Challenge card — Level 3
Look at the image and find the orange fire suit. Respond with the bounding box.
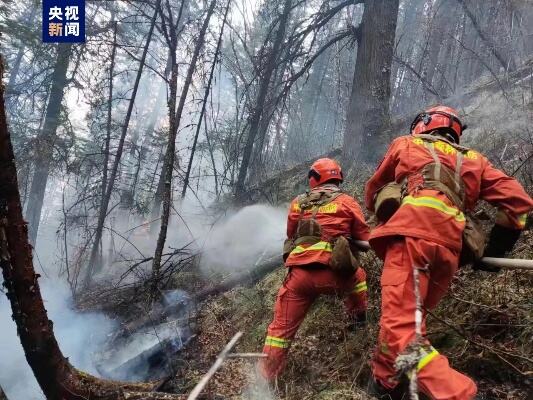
[365,135,533,399]
[258,185,370,380]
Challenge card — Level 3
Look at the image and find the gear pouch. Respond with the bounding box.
[460,216,486,265]
[375,182,403,222]
[330,236,358,276]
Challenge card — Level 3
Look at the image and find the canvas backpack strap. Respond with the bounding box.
[454,151,465,208]
[416,133,471,153]
[424,141,442,181]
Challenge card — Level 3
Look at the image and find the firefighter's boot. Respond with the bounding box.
[366,378,407,400]
[347,311,367,332]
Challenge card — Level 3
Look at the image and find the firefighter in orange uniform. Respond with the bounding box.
[365,105,533,399]
[258,158,370,380]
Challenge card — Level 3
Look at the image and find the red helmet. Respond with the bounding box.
[410,105,466,143]
[308,158,343,189]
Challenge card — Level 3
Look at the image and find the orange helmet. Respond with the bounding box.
[410,105,466,143]
[308,158,343,189]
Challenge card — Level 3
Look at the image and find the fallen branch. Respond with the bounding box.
[187,332,243,400]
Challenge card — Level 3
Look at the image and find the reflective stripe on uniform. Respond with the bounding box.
[402,195,466,222]
[353,281,368,294]
[518,213,528,228]
[417,346,439,371]
[290,241,333,255]
[293,203,338,214]
[405,346,440,378]
[265,336,291,349]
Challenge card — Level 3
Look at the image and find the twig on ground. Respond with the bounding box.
[425,308,531,375]
[227,352,267,359]
[187,332,243,400]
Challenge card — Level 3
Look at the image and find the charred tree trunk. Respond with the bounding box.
[84,2,160,289]
[0,57,187,400]
[25,43,72,245]
[342,0,399,164]
[151,0,218,285]
[181,0,230,199]
[234,0,293,200]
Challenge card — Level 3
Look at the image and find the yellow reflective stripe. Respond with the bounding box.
[417,347,439,371]
[353,281,368,294]
[518,213,527,227]
[292,203,338,213]
[402,195,465,222]
[380,342,390,355]
[406,347,440,378]
[265,336,291,349]
[290,241,333,255]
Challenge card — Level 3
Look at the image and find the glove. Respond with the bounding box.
[473,224,521,272]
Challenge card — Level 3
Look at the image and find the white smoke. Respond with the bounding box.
[241,369,277,400]
[197,204,287,273]
[0,189,117,400]
[0,277,116,400]
[0,200,288,399]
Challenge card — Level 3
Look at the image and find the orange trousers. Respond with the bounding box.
[371,237,477,400]
[258,266,367,380]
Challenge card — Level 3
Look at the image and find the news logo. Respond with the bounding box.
[43,0,85,43]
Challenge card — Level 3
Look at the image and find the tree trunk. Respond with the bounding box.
[0,57,187,400]
[151,0,218,285]
[0,385,7,400]
[25,43,72,245]
[456,0,515,72]
[84,1,160,289]
[342,0,399,164]
[101,21,117,223]
[234,0,293,200]
[150,3,189,223]
[181,0,230,199]
[6,1,38,94]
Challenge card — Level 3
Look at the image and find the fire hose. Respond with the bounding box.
[352,240,533,271]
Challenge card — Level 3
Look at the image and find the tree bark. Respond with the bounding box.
[25,43,72,245]
[181,0,230,199]
[84,1,161,289]
[0,57,187,400]
[150,1,189,223]
[342,0,399,164]
[151,0,218,285]
[234,0,293,200]
[101,21,117,226]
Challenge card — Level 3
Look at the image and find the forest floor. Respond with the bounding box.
[168,245,532,399]
[159,170,533,399]
[88,183,532,398]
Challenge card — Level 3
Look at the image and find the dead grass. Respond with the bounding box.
[172,221,531,399]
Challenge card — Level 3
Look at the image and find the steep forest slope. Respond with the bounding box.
[168,65,533,399]
[246,60,533,205]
